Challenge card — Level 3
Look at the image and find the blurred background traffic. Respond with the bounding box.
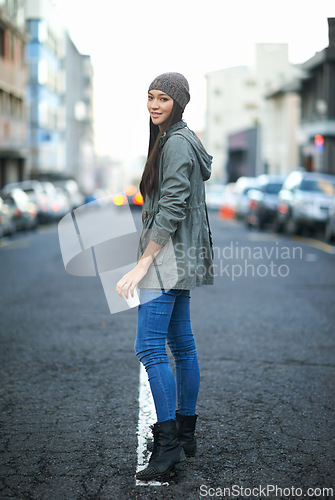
[0,1,335,245]
[206,171,335,242]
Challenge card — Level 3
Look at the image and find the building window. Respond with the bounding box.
[26,19,47,43]
[1,92,10,115]
[20,39,25,65]
[245,102,258,110]
[8,95,23,118]
[9,32,15,61]
[0,26,5,58]
[245,79,256,87]
[6,0,18,19]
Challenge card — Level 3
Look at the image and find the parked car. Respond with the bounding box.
[275,171,335,235]
[233,176,259,219]
[51,187,72,219]
[53,179,85,210]
[325,196,335,242]
[205,184,226,210]
[1,188,38,232]
[40,182,73,220]
[246,174,286,230]
[0,196,16,238]
[2,180,50,223]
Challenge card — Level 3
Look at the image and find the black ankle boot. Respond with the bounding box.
[176,412,198,457]
[136,419,186,481]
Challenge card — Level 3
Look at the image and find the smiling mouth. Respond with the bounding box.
[151,113,161,118]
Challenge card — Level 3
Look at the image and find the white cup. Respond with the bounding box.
[123,286,140,308]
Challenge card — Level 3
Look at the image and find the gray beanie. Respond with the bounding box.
[148,72,190,111]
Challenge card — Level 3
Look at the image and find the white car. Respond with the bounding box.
[233,176,259,219]
[205,184,226,210]
[2,180,50,223]
[276,171,335,235]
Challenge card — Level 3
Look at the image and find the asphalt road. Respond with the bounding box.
[0,211,334,500]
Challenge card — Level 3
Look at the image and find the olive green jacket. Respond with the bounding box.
[138,121,214,290]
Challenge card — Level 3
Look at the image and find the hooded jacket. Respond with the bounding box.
[138,121,214,290]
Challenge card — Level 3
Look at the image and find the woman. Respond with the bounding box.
[116,72,214,481]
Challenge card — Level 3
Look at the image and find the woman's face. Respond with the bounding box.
[147,89,174,129]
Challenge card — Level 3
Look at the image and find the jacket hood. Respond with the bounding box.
[181,127,213,181]
[162,121,213,181]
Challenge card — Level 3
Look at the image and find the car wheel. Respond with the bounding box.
[307,225,317,237]
[284,215,303,235]
[8,220,16,236]
[245,217,253,230]
[273,216,284,233]
[258,217,266,230]
[325,220,335,243]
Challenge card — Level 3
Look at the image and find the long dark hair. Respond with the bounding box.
[140,100,183,200]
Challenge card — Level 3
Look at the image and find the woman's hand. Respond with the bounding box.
[116,261,149,299]
[116,240,163,298]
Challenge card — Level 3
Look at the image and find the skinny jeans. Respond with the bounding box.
[135,289,200,423]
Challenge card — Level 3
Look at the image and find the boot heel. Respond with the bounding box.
[176,413,198,457]
[166,467,176,478]
[179,447,187,462]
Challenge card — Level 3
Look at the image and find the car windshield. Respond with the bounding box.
[300,178,335,195]
[243,187,256,195]
[263,183,283,194]
[22,188,37,201]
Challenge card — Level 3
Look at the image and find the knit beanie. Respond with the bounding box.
[148,72,190,111]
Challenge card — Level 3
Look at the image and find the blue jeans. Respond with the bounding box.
[135,289,200,423]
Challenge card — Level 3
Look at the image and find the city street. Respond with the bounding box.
[0,211,334,500]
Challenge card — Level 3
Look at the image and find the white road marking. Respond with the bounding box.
[135,363,169,487]
[305,253,318,262]
[0,238,30,250]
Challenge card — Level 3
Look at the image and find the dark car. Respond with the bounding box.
[246,174,286,230]
[275,171,335,235]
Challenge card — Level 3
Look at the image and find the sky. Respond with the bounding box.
[57,0,335,162]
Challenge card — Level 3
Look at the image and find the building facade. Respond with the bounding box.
[298,18,335,174]
[0,0,28,187]
[23,0,95,191]
[25,0,66,180]
[205,65,251,181]
[226,127,260,182]
[65,35,95,192]
[205,44,294,181]
[263,81,301,175]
